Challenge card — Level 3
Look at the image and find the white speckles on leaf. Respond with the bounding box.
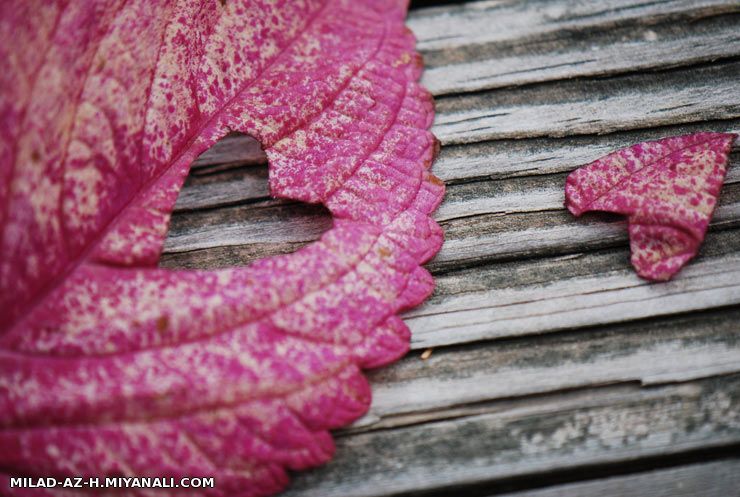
[565,132,736,280]
[0,1,443,496]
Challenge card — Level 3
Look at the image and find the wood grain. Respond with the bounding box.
[283,375,740,497]
[163,177,740,270]
[358,307,740,427]
[489,460,740,497]
[407,0,740,51]
[433,61,740,144]
[190,132,265,171]
[408,250,740,349]
[431,182,740,271]
[433,120,740,184]
[164,200,330,254]
[421,10,740,95]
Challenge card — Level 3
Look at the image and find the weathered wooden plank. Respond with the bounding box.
[434,209,737,274]
[159,241,307,270]
[190,132,265,171]
[425,227,739,306]
[433,121,739,184]
[174,165,270,212]
[407,0,739,51]
[436,166,740,222]
[407,247,740,349]
[422,13,740,94]
[355,307,740,427]
[163,167,740,271]
[433,61,740,144]
[433,190,740,273]
[160,198,739,267]
[161,226,740,352]
[161,213,738,273]
[283,375,740,497]
[163,200,330,253]
[490,460,740,497]
[428,176,740,271]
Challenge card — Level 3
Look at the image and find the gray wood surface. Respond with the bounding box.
[433,61,740,144]
[162,1,740,495]
[491,460,740,497]
[407,0,739,52]
[283,376,740,497]
[359,306,740,427]
[410,0,740,94]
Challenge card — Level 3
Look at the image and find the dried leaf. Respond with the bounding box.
[0,1,443,495]
[565,132,736,280]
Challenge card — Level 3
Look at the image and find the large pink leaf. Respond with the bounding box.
[0,1,444,495]
[565,132,735,281]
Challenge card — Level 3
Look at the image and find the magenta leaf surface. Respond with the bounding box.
[0,1,444,495]
[565,132,736,281]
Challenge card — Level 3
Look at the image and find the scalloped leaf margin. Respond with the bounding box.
[0,1,444,496]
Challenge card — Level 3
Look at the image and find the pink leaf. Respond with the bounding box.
[565,132,736,281]
[0,1,444,495]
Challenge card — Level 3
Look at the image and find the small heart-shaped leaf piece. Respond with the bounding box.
[565,132,736,281]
